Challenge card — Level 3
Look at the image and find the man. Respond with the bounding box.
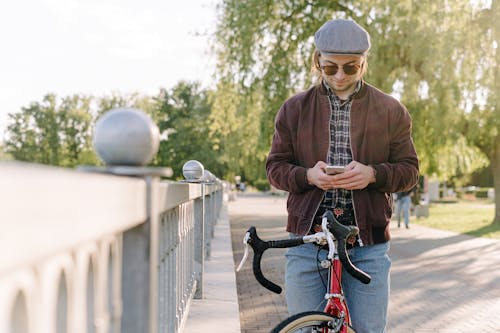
[396,186,416,229]
[266,18,419,333]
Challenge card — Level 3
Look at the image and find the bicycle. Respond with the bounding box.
[236,210,372,333]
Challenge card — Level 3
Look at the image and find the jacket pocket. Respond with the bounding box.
[364,191,392,228]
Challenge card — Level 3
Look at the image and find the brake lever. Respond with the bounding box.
[236,231,251,272]
[322,217,336,260]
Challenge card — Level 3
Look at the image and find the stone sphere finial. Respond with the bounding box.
[93,108,160,166]
[182,160,204,180]
[201,170,216,182]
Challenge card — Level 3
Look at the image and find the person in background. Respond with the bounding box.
[266,18,419,333]
[396,186,416,229]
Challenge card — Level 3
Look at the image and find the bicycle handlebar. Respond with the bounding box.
[242,211,371,294]
[245,226,305,294]
[323,211,372,285]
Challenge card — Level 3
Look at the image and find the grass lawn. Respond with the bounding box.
[412,199,499,239]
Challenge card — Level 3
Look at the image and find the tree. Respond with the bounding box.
[0,142,12,160]
[213,0,498,220]
[462,0,500,222]
[95,92,159,120]
[152,81,221,179]
[361,1,490,177]
[58,95,96,166]
[4,94,98,167]
[208,78,267,183]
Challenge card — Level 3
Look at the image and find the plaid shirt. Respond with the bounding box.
[317,80,362,225]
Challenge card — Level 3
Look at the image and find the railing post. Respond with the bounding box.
[119,175,163,333]
[120,175,154,333]
[201,171,217,260]
[204,188,213,258]
[195,184,205,299]
[182,160,205,299]
[80,107,171,333]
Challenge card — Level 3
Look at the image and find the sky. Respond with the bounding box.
[0,0,218,139]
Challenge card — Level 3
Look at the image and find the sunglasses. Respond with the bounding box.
[320,63,361,76]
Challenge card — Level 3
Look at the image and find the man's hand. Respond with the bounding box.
[306,161,333,190]
[331,161,376,190]
[306,161,375,191]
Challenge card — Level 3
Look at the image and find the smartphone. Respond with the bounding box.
[325,165,345,175]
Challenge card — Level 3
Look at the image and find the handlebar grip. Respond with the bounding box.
[246,226,304,294]
[337,239,371,284]
[323,211,372,284]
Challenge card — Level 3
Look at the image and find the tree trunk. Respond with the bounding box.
[493,141,500,224]
[493,0,500,224]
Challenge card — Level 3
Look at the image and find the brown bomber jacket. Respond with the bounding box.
[266,81,419,245]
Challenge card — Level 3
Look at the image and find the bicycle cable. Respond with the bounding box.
[316,246,328,291]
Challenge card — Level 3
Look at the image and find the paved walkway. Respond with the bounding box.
[228,194,500,333]
[184,203,241,333]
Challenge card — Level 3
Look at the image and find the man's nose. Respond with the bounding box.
[334,68,346,79]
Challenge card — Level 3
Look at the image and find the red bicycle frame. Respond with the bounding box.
[324,255,351,332]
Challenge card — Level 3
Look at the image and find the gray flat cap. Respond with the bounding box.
[314,19,371,55]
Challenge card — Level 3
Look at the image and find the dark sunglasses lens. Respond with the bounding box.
[343,64,360,75]
[322,65,338,75]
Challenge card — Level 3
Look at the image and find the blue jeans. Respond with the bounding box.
[285,240,391,333]
[396,195,411,227]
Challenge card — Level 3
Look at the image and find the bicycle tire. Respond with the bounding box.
[270,311,355,333]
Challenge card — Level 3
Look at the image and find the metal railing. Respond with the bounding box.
[0,161,223,333]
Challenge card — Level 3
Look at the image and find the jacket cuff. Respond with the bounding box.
[370,164,387,189]
[296,167,314,191]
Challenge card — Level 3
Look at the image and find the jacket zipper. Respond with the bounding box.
[348,100,364,247]
[307,94,332,233]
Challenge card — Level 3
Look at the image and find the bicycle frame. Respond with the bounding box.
[323,254,351,331]
[311,218,352,332]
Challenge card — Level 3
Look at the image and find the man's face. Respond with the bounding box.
[319,54,364,96]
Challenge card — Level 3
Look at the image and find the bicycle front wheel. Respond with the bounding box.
[270,311,355,333]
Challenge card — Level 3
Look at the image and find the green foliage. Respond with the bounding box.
[95,92,160,121]
[0,143,12,160]
[151,81,223,179]
[252,178,271,192]
[470,166,494,187]
[474,189,491,199]
[4,94,99,167]
[209,79,268,182]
